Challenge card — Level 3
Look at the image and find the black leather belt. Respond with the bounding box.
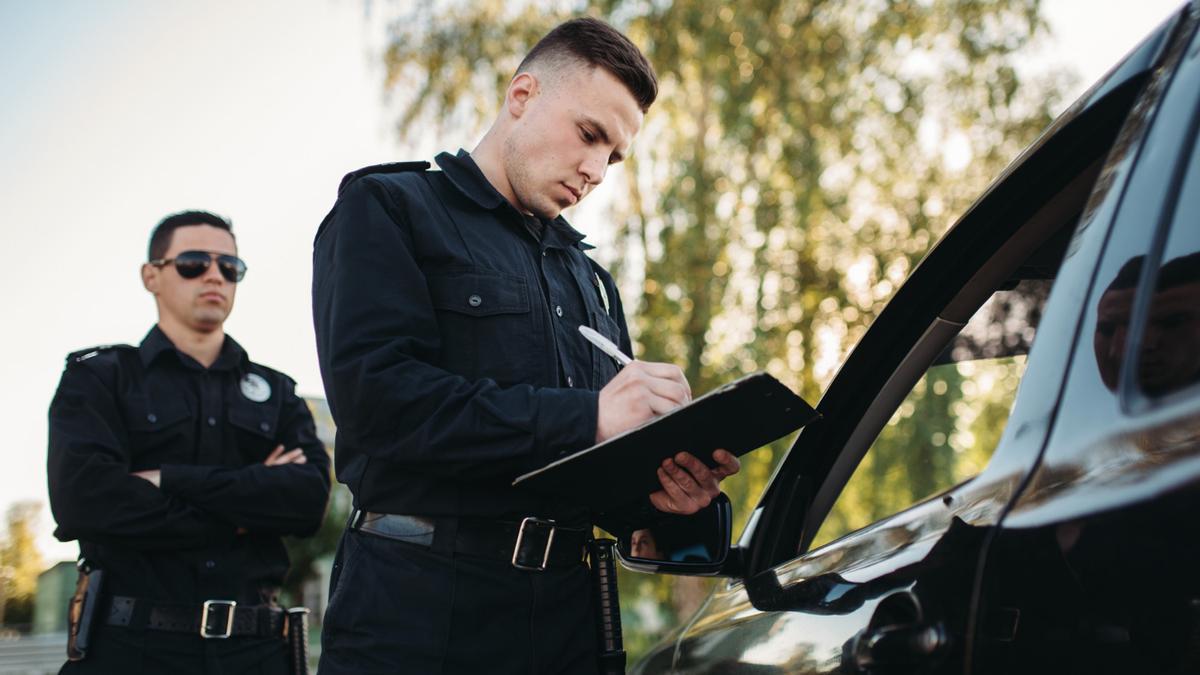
[352,511,589,571]
[106,595,285,639]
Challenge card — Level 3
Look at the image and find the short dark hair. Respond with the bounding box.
[1105,252,1200,296]
[517,16,658,112]
[1157,251,1200,290]
[148,210,234,261]
[1107,256,1145,293]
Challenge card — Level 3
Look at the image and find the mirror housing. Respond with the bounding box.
[615,493,733,576]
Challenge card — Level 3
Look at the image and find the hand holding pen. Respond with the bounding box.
[580,325,740,515]
[579,324,690,440]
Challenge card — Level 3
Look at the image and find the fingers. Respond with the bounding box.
[672,452,716,489]
[646,392,686,416]
[652,456,712,515]
[596,361,694,442]
[711,449,741,479]
[279,448,307,465]
[264,447,307,466]
[131,470,161,487]
[632,361,692,401]
[620,361,691,403]
[643,376,691,407]
[647,450,740,515]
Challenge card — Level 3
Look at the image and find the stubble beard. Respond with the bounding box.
[503,133,560,220]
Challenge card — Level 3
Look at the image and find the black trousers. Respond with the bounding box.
[318,528,599,675]
[58,623,287,674]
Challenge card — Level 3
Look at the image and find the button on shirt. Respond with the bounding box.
[47,327,331,604]
[312,150,632,522]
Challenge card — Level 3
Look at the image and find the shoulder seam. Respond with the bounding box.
[338,161,431,196]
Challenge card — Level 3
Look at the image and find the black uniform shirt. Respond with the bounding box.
[47,327,331,605]
[313,150,631,522]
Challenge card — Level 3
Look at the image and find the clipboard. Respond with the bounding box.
[513,372,819,510]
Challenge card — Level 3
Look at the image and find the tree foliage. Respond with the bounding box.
[0,501,44,628]
[377,0,1065,658]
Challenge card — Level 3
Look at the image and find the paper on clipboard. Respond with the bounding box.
[512,372,818,510]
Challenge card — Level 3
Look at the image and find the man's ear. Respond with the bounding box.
[506,72,539,119]
[141,263,158,294]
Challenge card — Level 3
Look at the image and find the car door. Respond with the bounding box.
[630,9,1188,675]
[974,6,1200,673]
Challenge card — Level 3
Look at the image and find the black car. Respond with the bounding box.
[620,4,1200,673]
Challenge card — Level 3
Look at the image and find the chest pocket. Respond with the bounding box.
[590,310,623,389]
[428,270,540,386]
[228,386,283,464]
[121,395,192,468]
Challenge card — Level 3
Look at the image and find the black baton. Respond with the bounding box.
[589,538,626,675]
[286,607,311,675]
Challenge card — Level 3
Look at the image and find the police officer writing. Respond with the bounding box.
[48,211,331,674]
[312,17,739,674]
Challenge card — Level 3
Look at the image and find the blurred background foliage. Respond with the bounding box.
[375,0,1066,659]
[0,502,44,630]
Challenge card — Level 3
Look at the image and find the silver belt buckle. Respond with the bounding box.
[512,517,556,571]
[200,599,237,639]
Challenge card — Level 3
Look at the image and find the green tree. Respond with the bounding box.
[377,0,1065,658]
[0,501,44,628]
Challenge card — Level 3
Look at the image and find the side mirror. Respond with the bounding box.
[615,493,732,575]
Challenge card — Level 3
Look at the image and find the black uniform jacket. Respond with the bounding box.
[313,150,634,523]
[47,327,331,605]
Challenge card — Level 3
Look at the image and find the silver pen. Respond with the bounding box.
[578,325,633,366]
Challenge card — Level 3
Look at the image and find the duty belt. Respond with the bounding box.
[352,510,589,571]
[105,596,286,639]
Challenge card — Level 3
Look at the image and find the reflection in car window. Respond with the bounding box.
[811,281,1049,549]
[1133,135,1200,398]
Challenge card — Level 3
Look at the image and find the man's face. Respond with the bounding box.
[630,528,662,559]
[142,224,238,333]
[1138,281,1200,395]
[1094,286,1135,391]
[503,65,643,219]
[1093,281,1200,394]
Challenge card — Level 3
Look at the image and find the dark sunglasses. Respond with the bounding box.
[149,250,247,283]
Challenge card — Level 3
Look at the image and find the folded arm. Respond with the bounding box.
[158,381,332,536]
[48,365,232,551]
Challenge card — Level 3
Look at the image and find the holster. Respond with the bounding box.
[66,566,104,661]
[285,607,311,675]
[589,538,626,675]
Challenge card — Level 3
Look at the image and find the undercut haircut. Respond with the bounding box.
[517,16,658,112]
[148,210,235,261]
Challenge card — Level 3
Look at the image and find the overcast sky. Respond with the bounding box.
[0,0,1185,562]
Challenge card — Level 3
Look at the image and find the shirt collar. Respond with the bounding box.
[139,325,248,372]
[435,149,595,251]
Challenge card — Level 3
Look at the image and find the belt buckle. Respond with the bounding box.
[512,517,556,571]
[200,599,237,639]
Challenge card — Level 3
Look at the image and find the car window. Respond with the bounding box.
[811,280,1051,549]
[1130,133,1200,399]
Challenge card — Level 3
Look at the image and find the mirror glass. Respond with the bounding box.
[616,494,731,569]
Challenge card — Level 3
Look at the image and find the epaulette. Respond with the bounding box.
[66,344,135,364]
[338,161,431,196]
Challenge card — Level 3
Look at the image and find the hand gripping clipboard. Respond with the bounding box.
[513,372,819,510]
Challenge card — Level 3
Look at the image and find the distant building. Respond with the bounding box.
[32,562,74,635]
[304,396,336,451]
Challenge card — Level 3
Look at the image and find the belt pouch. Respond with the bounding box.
[67,568,104,661]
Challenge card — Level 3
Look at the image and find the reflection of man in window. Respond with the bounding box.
[1094,252,1200,395]
[630,528,662,560]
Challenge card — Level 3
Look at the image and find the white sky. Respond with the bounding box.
[0,0,1186,563]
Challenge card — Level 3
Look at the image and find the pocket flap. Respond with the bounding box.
[123,396,190,432]
[228,403,279,439]
[428,271,530,317]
